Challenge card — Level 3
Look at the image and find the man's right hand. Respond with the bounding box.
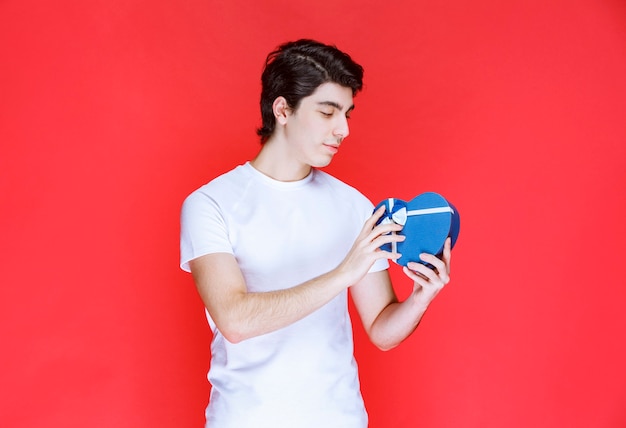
[333,205,405,287]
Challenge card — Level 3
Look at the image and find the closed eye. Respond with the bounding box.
[316,101,355,118]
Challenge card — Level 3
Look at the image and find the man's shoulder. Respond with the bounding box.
[192,164,249,193]
[313,169,369,201]
[182,163,250,208]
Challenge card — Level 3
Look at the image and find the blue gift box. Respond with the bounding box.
[374,192,460,267]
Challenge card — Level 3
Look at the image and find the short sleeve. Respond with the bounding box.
[180,188,233,272]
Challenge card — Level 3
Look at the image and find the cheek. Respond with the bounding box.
[287,114,327,144]
[307,117,332,138]
[296,119,321,141]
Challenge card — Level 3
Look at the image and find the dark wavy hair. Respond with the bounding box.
[256,39,364,143]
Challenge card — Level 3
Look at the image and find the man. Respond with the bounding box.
[180,39,451,428]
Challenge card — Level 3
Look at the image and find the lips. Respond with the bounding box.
[323,143,339,154]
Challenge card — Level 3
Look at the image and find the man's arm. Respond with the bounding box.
[350,238,452,351]
[189,206,404,344]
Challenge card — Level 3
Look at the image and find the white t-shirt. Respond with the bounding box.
[180,162,388,428]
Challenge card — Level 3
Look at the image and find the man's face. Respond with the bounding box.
[283,82,354,168]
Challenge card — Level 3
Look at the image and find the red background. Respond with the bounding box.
[1,0,625,427]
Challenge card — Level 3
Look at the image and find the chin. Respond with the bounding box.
[311,157,333,168]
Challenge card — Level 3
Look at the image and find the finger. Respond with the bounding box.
[375,249,402,262]
[407,261,440,283]
[362,223,403,247]
[408,259,450,287]
[369,221,403,238]
[369,205,387,225]
[369,231,405,252]
[356,207,387,241]
[367,206,406,231]
[402,265,429,281]
[419,253,446,275]
[402,265,432,286]
[442,237,452,273]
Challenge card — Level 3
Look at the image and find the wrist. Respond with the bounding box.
[410,288,435,310]
[319,267,352,294]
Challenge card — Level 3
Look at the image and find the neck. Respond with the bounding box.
[250,137,312,182]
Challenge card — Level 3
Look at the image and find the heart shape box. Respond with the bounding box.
[374,192,460,267]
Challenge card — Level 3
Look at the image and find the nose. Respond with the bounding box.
[333,116,350,141]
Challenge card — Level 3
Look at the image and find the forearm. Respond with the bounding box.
[216,270,348,343]
[368,295,431,351]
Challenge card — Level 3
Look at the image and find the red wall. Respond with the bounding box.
[1,1,625,427]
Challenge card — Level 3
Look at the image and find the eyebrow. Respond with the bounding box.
[317,101,355,113]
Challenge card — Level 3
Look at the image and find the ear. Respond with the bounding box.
[272,96,290,126]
